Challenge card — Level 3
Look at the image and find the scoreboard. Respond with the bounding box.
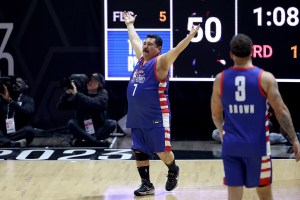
[104,0,300,82]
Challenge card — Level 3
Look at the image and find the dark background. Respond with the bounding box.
[0,0,299,141]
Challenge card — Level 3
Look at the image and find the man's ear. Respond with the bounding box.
[158,46,162,52]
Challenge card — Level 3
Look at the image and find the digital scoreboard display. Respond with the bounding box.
[104,0,300,82]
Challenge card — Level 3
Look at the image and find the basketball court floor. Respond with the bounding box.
[0,134,299,200]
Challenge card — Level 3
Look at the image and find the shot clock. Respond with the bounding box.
[104,0,300,82]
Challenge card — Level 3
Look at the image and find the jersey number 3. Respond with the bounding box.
[235,76,245,102]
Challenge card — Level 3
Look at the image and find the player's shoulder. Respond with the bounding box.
[261,70,276,80]
[260,70,278,90]
[213,72,223,87]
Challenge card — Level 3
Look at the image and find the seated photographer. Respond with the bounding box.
[57,73,117,147]
[0,76,35,147]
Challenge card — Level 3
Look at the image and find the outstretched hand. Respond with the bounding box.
[189,24,200,37]
[66,81,77,95]
[122,11,136,26]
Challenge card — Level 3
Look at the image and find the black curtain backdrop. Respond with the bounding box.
[0,0,299,140]
[0,0,107,130]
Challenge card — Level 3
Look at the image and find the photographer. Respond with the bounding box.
[57,73,116,147]
[0,76,35,147]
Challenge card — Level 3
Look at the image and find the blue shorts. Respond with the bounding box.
[131,127,171,155]
[222,154,272,188]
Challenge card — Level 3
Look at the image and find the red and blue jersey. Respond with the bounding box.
[221,66,271,157]
[126,56,171,128]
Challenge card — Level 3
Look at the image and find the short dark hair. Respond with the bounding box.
[146,34,163,47]
[230,34,253,57]
[92,73,105,88]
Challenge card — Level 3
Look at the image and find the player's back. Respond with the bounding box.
[221,66,270,157]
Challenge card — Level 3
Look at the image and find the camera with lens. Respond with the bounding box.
[60,74,89,93]
[0,76,17,94]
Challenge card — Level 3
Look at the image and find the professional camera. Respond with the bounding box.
[0,76,17,94]
[60,74,89,93]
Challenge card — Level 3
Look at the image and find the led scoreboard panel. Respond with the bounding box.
[238,0,300,82]
[105,0,171,80]
[104,0,300,82]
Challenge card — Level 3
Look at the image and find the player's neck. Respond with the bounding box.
[234,60,253,68]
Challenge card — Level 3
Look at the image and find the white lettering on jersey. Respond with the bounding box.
[229,104,255,114]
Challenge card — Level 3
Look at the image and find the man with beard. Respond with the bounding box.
[0,76,35,147]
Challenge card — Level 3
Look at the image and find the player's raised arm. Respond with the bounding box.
[123,11,143,59]
[156,25,200,79]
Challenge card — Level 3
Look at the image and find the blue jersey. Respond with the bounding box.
[221,66,271,157]
[126,56,171,128]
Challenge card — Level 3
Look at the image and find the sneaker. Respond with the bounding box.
[71,139,87,147]
[17,139,27,147]
[134,179,155,196]
[165,166,180,191]
[98,139,110,147]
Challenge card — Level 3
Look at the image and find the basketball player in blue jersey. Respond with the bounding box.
[211,34,300,200]
[122,11,199,196]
